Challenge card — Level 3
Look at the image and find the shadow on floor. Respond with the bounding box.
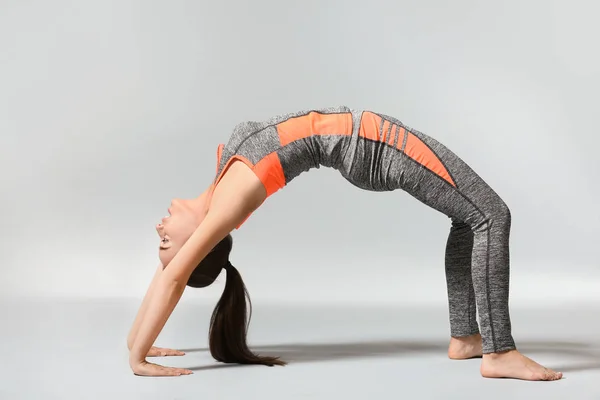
[182,339,600,372]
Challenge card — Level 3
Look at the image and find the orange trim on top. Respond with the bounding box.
[211,144,287,229]
[403,132,456,187]
[208,152,257,227]
[213,152,285,198]
[253,152,286,197]
[216,143,225,173]
[277,112,352,146]
[211,153,257,230]
[213,154,255,187]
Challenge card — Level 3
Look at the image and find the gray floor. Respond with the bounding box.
[2,297,599,400]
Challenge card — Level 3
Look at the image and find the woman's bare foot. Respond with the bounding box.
[448,333,483,359]
[481,350,563,381]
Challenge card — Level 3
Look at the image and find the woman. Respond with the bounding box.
[126,106,562,381]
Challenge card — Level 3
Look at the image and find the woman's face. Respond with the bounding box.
[156,196,208,267]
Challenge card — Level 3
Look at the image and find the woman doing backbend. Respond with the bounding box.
[127,106,562,381]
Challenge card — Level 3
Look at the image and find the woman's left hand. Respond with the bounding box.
[147,346,186,357]
[131,360,193,377]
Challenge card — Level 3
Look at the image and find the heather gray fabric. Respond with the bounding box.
[216,106,515,354]
[380,113,515,354]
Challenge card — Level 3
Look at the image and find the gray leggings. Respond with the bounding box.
[377,114,515,354]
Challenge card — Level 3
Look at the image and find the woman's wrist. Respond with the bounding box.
[129,348,146,366]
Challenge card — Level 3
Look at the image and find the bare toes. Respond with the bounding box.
[542,369,562,381]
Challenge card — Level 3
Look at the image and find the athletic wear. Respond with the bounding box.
[214,105,515,354]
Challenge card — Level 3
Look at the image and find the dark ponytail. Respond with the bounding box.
[186,234,285,366]
[208,261,286,366]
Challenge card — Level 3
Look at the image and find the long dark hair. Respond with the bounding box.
[186,234,286,366]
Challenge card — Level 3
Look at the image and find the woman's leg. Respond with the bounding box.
[400,126,561,380]
[463,189,514,354]
[444,220,482,359]
[370,111,561,379]
[374,118,516,353]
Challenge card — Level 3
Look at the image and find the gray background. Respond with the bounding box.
[1,0,599,398]
[2,0,597,304]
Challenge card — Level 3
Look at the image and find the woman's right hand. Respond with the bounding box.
[147,346,186,357]
[131,360,193,377]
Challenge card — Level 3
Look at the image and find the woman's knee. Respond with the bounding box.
[488,199,511,231]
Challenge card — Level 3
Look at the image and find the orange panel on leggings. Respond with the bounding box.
[404,132,456,187]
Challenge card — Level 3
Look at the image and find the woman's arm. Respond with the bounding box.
[128,161,266,376]
[127,263,163,350]
[127,264,185,357]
